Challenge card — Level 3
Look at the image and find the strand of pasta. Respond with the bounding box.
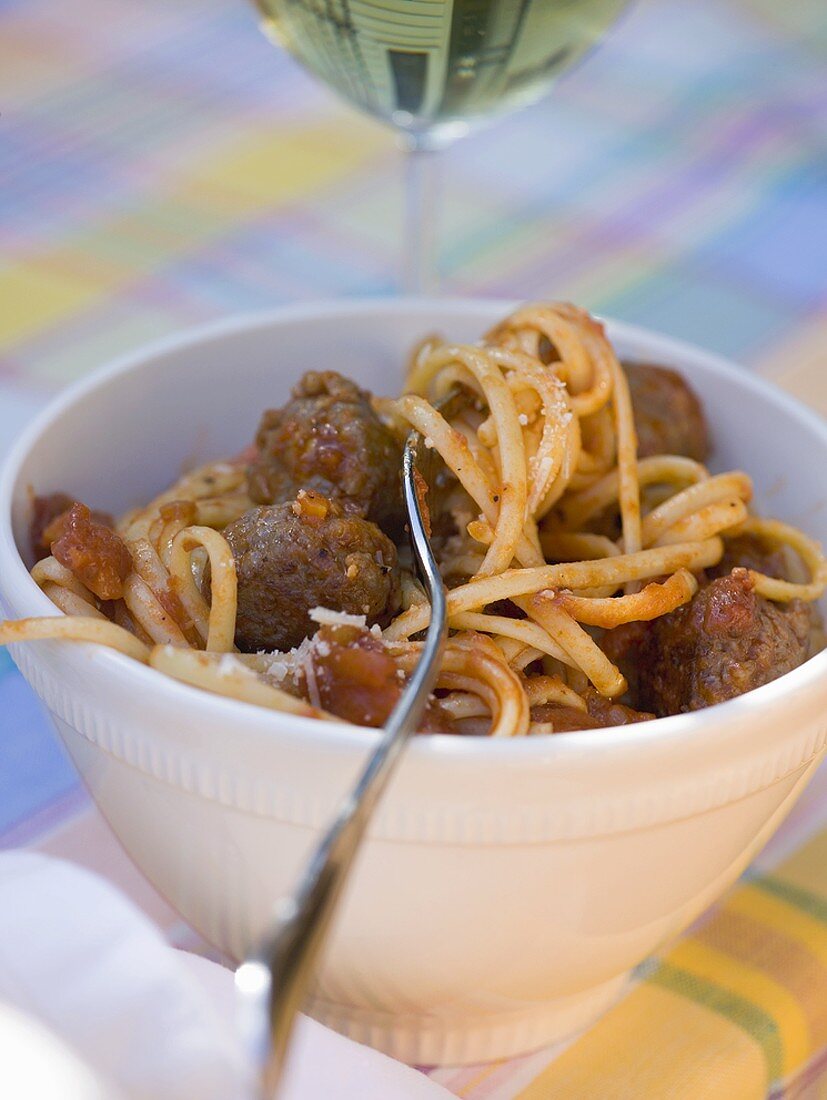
[524,595,627,697]
[540,531,621,562]
[498,353,579,514]
[122,574,189,647]
[396,310,650,701]
[41,583,107,619]
[421,346,530,575]
[398,326,629,699]
[168,526,238,652]
[31,557,97,601]
[119,462,248,541]
[128,537,201,646]
[487,303,612,418]
[640,472,752,547]
[432,672,583,723]
[573,405,615,480]
[396,394,538,568]
[539,532,620,598]
[384,539,724,640]
[392,635,529,737]
[556,455,708,531]
[495,637,529,664]
[449,412,501,487]
[154,502,197,567]
[148,646,334,718]
[524,675,588,711]
[654,498,748,547]
[508,645,546,672]
[432,692,491,721]
[11,300,827,737]
[450,611,573,665]
[608,349,641,557]
[552,570,698,629]
[734,517,827,602]
[0,615,151,663]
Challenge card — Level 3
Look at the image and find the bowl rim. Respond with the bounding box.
[3,295,827,763]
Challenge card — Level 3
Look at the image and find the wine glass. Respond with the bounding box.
[251,0,632,294]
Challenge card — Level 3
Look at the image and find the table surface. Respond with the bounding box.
[2,0,827,1096]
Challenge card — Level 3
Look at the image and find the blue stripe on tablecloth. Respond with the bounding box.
[597,266,795,360]
[0,658,81,838]
[696,165,827,303]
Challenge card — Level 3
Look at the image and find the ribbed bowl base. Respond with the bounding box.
[309,974,628,1066]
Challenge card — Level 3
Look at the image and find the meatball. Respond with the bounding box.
[625,362,710,462]
[602,570,814,716]
[248,371,404,536]
[710,533,792,582]
[224,492,401,652]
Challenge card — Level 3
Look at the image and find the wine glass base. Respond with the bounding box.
[393,117,471,154]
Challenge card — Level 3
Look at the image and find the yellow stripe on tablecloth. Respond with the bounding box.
[729,885,827,968]
[0,262,111,345]
[769,829,827,903]
[514,982,767,1100]
[178,120,385,211]
[0,119,384,351]
[509,827,827,1098]
[693,909,827,1063]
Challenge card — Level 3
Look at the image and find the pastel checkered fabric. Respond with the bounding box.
[2,0,827,1096]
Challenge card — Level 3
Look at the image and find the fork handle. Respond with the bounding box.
[236,438,447,1098]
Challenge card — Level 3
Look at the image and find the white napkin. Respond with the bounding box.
[0,851,452,1100]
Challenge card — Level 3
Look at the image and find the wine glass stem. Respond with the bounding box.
[402,136,440,296]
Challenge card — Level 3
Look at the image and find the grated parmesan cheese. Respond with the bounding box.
[217,654,245,678]
[264,658,290,684]
[262,636,315,684]
[309,606,368,628]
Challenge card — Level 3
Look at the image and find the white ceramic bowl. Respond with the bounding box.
[2,299,827,1066]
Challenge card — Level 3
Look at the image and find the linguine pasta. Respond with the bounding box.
[3,302,826,735]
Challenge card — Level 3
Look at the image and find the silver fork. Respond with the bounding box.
[235,428,448,1099]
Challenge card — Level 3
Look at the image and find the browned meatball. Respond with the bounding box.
[248,371,404,536]
[602,570,814,716]
[625,362,710,462]
[224,492,401,652]
[710,533,791,582]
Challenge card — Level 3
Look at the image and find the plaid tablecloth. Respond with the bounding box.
[2,0,827,1096]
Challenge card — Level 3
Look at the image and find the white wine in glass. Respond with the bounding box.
[252,0,631,290]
